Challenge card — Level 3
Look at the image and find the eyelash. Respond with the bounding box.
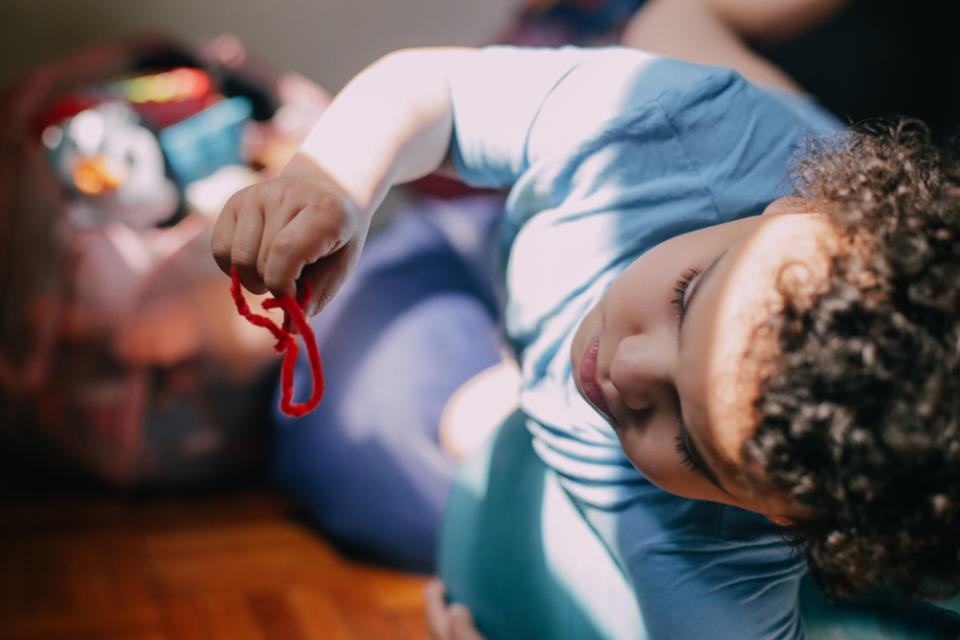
[674,432,698,471]
[671,268,701,473]
[671,267,701,320]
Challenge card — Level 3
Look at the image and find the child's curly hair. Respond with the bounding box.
[744,119,960,600]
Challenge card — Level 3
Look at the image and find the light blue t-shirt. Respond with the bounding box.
[450,46,842,639]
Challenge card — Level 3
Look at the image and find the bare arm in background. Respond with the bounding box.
[622,0,852,93]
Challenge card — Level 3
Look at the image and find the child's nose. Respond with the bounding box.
[608,332,675,412]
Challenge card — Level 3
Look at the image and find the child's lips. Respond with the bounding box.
[579,332,613,421]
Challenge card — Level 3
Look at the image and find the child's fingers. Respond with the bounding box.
[299,244,355,316]
[423,578,486,640]
[262,205,346,300]
[230,206,268,294]
[211,200,238,277]
[257,203,292,287]
[424,578,450,638]
[448,604,485,640]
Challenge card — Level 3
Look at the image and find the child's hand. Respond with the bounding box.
[211,158,370,315]
[424,578,486,640]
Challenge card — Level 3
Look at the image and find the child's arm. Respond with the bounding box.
[211,48,469,311]
[698,0,852,43]
[622,0,851,93]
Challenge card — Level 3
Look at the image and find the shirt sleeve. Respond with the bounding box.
[448,46,663,188]
[572,488,808,640]
[448,46,839,206]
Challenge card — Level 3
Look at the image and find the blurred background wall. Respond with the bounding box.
[0,0,517,92]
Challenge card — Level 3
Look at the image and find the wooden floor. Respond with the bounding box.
[0,487,433,640]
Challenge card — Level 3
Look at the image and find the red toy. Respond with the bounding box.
[229,267,323,417]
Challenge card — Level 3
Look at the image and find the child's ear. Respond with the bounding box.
[765,513,794,527]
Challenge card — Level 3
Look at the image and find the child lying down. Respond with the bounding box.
[213,46,960,638]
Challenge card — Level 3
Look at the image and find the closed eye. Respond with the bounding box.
[671,267,701,321]
[676,413,731,494]
[674,432,697,471]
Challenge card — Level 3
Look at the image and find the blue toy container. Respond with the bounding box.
[159,96,252,186]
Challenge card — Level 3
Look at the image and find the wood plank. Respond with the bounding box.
[285,587,355,640]
[161,595,210,640]
[246,591,307,640]
[29,630,171,640]
[104,532,157,611]
[196,593,264,640]
[0,605,160,640]
[148,546,350,596]
[354,565,431,613]
[62,534,115,614]
[0,490,433,640]
[330,589,404,640]
[21,537,69,614]
[391,610,433,640]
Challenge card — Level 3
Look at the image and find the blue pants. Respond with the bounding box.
[270,195,504,572]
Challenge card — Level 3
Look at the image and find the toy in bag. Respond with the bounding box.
[0,34,330,486]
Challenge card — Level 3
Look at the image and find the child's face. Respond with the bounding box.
[572,199,833,522]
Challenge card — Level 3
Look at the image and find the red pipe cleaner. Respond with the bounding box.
[229,266,324,417]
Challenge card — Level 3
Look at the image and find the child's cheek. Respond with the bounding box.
[621,429,727,503]
[619,427,677,487]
